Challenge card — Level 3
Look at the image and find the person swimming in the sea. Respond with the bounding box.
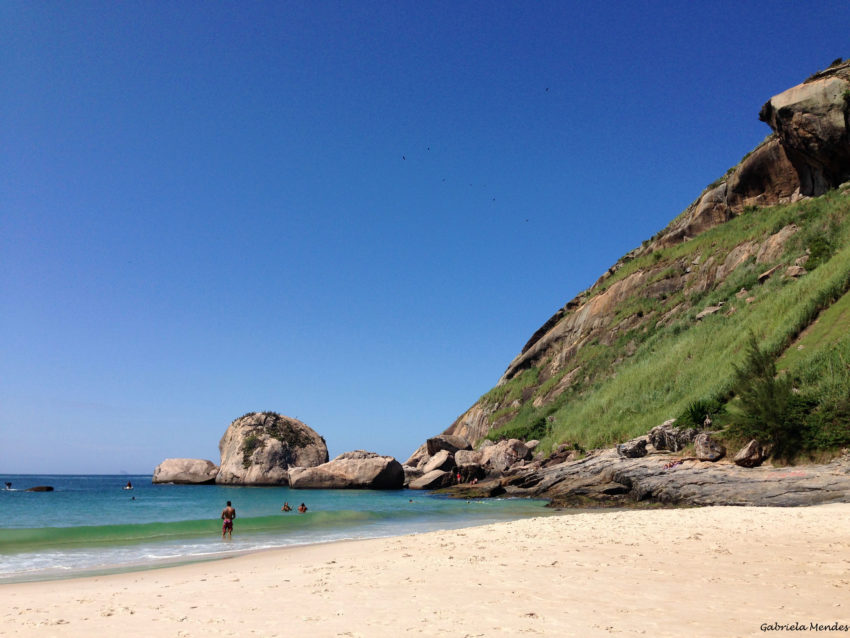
[297,503,307,513]
[281,502,292,512]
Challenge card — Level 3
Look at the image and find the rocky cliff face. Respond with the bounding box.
[216,412,329,485]
[415,60,850,457]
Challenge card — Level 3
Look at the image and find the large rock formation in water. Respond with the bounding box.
[216,412,329,485]
[153,458,219,484]
[288,450,404,489]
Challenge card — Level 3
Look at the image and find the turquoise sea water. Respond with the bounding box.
[0,474,553,583]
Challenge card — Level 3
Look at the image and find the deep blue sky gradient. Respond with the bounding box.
[2,2,849,473]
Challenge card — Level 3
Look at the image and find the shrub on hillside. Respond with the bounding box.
[679,398,724,428]
[729,334,803,459]
[487,416,550,443]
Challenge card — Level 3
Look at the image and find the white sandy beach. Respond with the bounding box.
[2,504,849,637]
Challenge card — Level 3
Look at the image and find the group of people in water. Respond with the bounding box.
[220,500,308,538]
[281,501,307,513]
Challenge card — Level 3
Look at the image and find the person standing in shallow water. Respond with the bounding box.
[221,501,236,538]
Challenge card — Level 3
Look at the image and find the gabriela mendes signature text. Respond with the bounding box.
[761,622,849,632]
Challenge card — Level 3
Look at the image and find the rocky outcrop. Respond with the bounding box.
[404,61,850,486]
[694,433,726,462]
[480,439,531,472]
[455,449,482,467]
[426,434,471,456]
[422,449,455,473]
[409,469,454,490]
[153,458,218,484]
[648,422,697,452]
[734,440,768,468]
[404,444,429,469]
[444,407,494,453]
[760,64,850,196]
[288,450,403,489]
[648,61,850,255]
[496,448,850,507]
[216,412,328,485]
[617,438,648,458]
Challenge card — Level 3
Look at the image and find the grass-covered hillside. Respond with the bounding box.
[479,186,850,458]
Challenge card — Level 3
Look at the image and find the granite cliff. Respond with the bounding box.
[407,59,850,504]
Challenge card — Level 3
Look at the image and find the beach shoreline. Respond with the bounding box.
[3,504,849,637]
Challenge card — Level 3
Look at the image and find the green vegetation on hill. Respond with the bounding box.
[483,188,850,456]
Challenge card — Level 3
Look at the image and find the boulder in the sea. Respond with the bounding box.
[24,485,54,492]
[734,439,768,468]
[408,469,454,490]
[426,434,472,457]
[694,433,726,462]
[153,458,219,484]
[216,412,328,485]
[288,450,404,489]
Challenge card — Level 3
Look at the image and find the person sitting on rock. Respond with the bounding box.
[297,503,308,513]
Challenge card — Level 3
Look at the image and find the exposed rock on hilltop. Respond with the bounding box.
[216,412,328,485]
[761,63,850,196]
[288,450,404,489]
[644,59,850,258]
[153,458,218,484]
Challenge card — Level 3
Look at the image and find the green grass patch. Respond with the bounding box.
[482,190,850,456]
[480,367,540,410]
[779,289,850,372]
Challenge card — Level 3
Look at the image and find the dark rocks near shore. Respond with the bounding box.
[617,439,648,458]
[502,447,850,508]
[426,434,472,457]
[409,469,454,490]
[422,449,455,473]
[405,436,536,490]
[694,433,726,462]
[406,420,850,507]
[734,440,769,468]
[648,422,697,452]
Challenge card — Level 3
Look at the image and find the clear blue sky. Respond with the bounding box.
[2,2,848,474]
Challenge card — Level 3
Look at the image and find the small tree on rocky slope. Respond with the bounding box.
[730,334,802,459]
